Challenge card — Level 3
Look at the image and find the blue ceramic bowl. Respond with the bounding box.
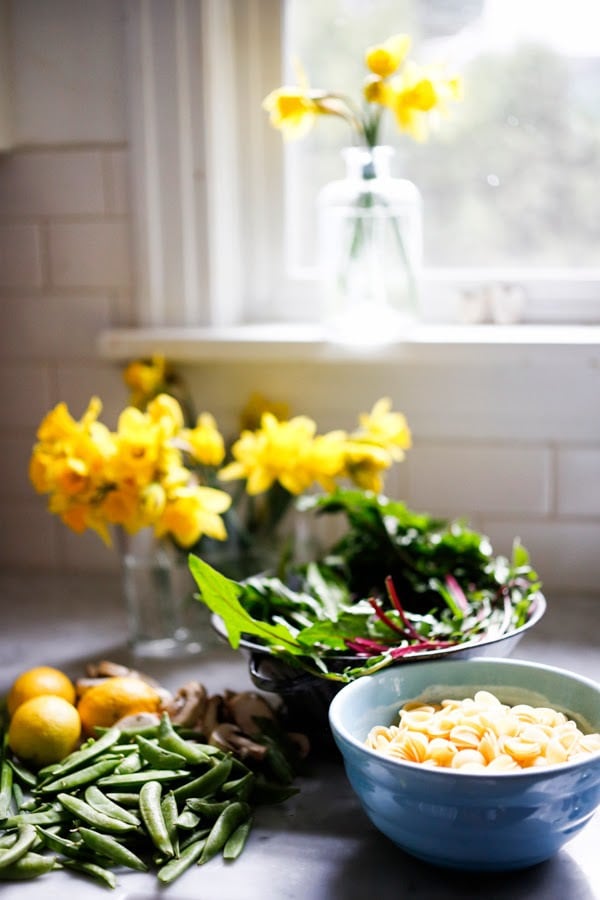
[328,657,600,872]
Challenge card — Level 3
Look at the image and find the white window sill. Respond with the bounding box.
[97,323,600,365]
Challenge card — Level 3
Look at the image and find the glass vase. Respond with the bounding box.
[118,529,205,658]
[317,145,422,345]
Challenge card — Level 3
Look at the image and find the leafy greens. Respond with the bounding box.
[189,489,543,682]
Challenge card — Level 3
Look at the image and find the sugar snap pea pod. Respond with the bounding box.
[84,785,141,827]
[157,713,213,764]
[223,816,253,861]
[3,804,68,827]
[0,833,17,849]
[179,826,210,851]
[139,780,174,858]
[220,771,255,800]
[264,743,295,784]
[157,835,207,885]
[250,778,300,805]
[161,790,179,857]
[185,798,230,820]
[106,791,141,807]
[199,801,251,864]
[7,758,37,791]
[0,824,37,869]
[0,733,13,820]
[78,825,148,872]
[37,755,121,794]
[61,858,117,890]
[172,757,233,803]
[98,768,189,790]
[57,792,137,834]
[35,825,84,860]
[0,851,57,880]
[38,726,122,780]
[113,750,142,774]
[176,809,200,829]
[135,734,188,770]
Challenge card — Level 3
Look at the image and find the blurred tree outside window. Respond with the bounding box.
[283,0,600,276]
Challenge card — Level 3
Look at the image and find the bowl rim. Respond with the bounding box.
[328,655,600,780]
[211,590,547,665]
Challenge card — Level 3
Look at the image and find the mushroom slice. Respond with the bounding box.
[116,712,162,731]
[209,723,268,761]
[162,681,207,727]
[285,731,311,760]
[225,691,276,737]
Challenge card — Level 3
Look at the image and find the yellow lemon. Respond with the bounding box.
[8,695,82,768]
[7,665,76,716]
[77,676,162,736]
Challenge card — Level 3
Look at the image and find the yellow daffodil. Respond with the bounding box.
[184,413,226,467]
[355,397,412,461]
[123,355,167,407]
[365,33,411,79]
[156,486,231,546]
[239,392,290,432]
[264,33,461,148]
[343,441,393,493]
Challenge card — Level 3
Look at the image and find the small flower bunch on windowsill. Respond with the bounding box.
[263,31,462,147]
[120,356,413,576]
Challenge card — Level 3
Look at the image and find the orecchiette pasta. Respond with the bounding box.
[365,690,600,771]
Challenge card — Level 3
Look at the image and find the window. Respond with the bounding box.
[279,0,600,322]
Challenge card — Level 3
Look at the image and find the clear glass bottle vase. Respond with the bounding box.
[317,145,422,345]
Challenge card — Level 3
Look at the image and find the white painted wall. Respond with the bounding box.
[0,1,599,602]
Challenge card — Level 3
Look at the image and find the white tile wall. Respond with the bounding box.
[0,2,598,600]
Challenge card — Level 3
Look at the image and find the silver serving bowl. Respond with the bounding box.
[211,591,547,748]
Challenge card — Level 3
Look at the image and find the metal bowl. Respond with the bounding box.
[211,591,547,748]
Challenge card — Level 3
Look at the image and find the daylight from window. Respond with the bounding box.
[284,0,600,275]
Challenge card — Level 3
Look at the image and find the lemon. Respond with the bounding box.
[7,665,76,717]
[77,676,162,736]
[8,695,82,768]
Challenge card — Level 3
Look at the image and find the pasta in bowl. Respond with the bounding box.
[328,657,600,871]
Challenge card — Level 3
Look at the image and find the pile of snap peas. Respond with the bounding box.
[0,711,300,887]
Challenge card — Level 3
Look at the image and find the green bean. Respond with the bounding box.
[157,713,213,764]
[0,824,37,869]
[139,780,174,858]
[161,790,179,857]
[61,858,117,889]
[37,755,121,794]
[199,801,251,864]
[57,793,137,834]
[172,757,233,803]
[98,769,189,790]
[136,734,187,770]
[38,726,122,779]
[0,851,56,880]
[84,785,141,827]
[35,825,83,860]
[157,836,206,885]
[78,826,148,872]
[223,816,253,860]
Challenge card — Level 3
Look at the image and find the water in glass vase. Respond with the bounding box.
[317,146,422,345]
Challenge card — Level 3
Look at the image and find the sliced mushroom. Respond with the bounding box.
[224,691,276,737]
[85,660,133,678]
[161,681,207,727]
[196,694,222,738]
[209,723,268,761]
[116,712,162,731]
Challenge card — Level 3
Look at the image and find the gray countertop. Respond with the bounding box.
[0,572,598,900]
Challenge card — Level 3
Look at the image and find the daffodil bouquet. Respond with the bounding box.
[118,356,412,572]
[263,32,462,147]
[29,392,232,549]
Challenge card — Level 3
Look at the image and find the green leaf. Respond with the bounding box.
[188,554,306,656]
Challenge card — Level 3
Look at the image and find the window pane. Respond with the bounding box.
[283,0,600,272]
